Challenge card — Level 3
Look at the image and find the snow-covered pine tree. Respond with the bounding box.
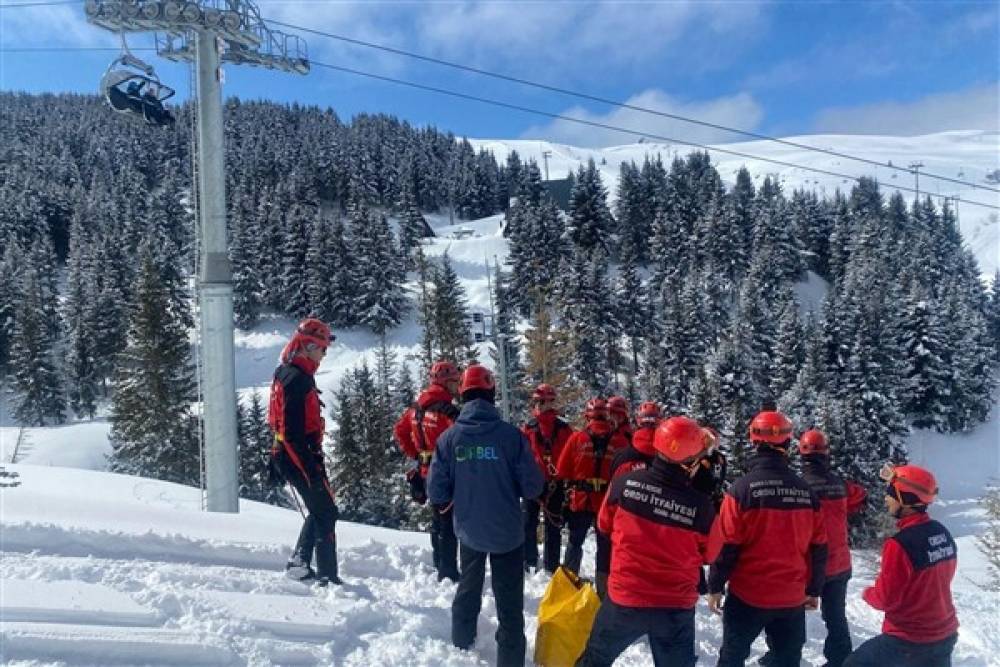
[63,220,99,419]
[0,243,21,378]
[524,289,581,414]
[988,270,1000,362]
[280,197,314,318]
[109,244,199,485]
[8,263,66,426]
[613,243,647,401]
[898,286,951,430]
[354,211,407,335]
[231,203,263,328]
[430,253,475,364]
[770,298,804,399]
[490,264,527,416]
[566,159,613,253]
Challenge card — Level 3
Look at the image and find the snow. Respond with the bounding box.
[2,405,998,666]
[471,131,1000,277]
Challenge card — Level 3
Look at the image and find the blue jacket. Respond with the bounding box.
[428,399,544,554]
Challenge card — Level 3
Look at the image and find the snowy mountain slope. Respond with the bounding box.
[471,131,1000,277]
[1,433,997,667]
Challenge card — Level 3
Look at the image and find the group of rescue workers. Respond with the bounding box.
[269,318,959,667]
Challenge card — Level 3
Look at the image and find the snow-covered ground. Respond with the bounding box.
[1,408,997,666]
[471,131,1000,278]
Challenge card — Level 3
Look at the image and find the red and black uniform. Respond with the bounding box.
[709,448,828,667]
[521,411,574,573]
[269,355,339,581]
[555,420,627,580]
[762,456,867,667]
[845,513,958,667]
[578,458,717,667]
[393,383,460,580]
[609,426,655,480]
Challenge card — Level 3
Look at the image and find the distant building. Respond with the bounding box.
[542,178,573,211]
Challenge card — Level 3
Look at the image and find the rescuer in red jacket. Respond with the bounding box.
[708,410,828,667]
[577,416,717,667]
[268,318,340,585]
[609,401,660,480]
[393,360,461,581]
[608,395,633,444]
[521,383,575,573]
[759,428,868,667]
[555,398,627,596]
[844,464,958,667]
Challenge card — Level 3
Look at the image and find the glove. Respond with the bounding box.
[406,468,427,504]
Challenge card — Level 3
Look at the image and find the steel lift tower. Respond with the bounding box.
[85,0,309,512]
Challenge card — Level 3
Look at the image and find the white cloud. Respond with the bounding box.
[519,88,764,148]
[813,84,1000,135]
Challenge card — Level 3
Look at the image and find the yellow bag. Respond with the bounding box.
[533,567,601,667]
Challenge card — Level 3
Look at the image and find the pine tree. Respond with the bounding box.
[771,299,804,399]
[354,211,407,334]
[524,290,581,412]
[0,243,21,378]
[988,270,1000,361]
[613,244,647,401]
[566,159,613,252]
[491,264,527,417]
[898,287,951,429]
[63,222,99,419]
[109,246,199,485]
[430,253,474,364]
[8,264,66,425]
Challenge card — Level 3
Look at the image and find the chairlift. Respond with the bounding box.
[100,38,176,127]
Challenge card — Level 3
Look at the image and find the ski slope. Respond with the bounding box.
[471,130,1000,277]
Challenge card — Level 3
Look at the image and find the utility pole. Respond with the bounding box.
[86,0,309,512]
[542,150,552,181]
[908,161,925,201]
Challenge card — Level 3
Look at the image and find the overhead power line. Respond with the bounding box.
[306,58,1000,213]
[0,0,82,8]
[269,18,999,195]
[0,46,154,51]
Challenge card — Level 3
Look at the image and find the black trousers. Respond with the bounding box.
[522,482,565,572]
[845,633,957,667]
[564,510,611,576]
[452,543,526,667]
[432,504,459,580]
[717,593,805,667]
[762,573,852,667]
[577,600,697,667]
[278,454,339,580]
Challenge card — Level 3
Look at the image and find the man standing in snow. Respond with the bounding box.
[708,409,828,667]
[521,383,574,574]
[556,398,628,598]
[608,401,660,480]
[428,364,544,667]
[760,429,866,667]
[393,360,462,582]
[844,463,957,667]
[608,396,633,445]
[578,416,716,667]
[268,318,341,586]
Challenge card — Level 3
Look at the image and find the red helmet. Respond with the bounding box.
[798,429,829,456]
[749,410,794,445]
[532,383,557,403]
[430,361,461,385]
[584,398,609,421]
[654,416,707,464]
[460,364,495,393]
[882,463,938,506]
[296,318,333,348]
[608,396,629,418]
[636,401,661,427]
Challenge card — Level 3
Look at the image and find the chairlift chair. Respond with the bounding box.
[100,50,176,126]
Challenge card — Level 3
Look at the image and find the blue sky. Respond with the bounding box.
[1,1,997,145]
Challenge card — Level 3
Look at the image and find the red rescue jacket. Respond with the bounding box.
[393,384,459,478]
[598,458,718,608]
[522,410,574,481]
[708,448,828,608]
[555,419,627,513]
[801,457,867,578]
[862,512,958,643]
[268,355,326,482]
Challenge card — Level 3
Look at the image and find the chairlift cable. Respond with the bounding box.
[307,59,1000,213]
[268,18,999,195]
